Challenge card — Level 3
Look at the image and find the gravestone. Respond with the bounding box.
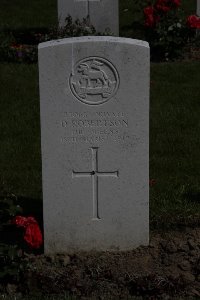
[197,0,200,16]
[39,36,149,253]
[58,0,119,35]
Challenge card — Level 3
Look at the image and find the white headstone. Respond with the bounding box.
[58,0,119,35]
[39,36,149,253]
[197,0,200,16]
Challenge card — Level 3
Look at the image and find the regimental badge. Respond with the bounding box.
[69,57,119,105]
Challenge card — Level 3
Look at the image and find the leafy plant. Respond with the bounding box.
[0,191,23,283]
[0,183,43,297]
[44,15,97,40]
[143,0,198,61]
[0,16,107,64]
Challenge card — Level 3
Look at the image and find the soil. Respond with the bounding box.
[5,227,200,299]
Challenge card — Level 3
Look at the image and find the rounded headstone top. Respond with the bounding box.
[38,36,149,50]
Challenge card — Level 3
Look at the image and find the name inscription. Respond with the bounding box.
[61,111,130,143]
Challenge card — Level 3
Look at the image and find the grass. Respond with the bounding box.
[0,1,200,227]
[1,60,200,227]
[150,61,200,226]
[0,63,41,200]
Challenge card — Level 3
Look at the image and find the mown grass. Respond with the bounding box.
[1,61,200,227]
[0,63,41,200]
[0,0,199,227]
[150,61,200,227]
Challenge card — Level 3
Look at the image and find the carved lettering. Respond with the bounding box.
[71,119,128,127]
[95,112,124,118]
[62,121,68,127]
[61,111,130,144]
[64,111,124,118]
[64,112,88,118]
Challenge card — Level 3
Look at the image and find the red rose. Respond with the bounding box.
[23,219,43,249]
[144,6,159,27]
[144,6,154,18]
[155,0,171,13]
[12,216,43,249]
[13,216,28,227]
[172,0,181,7]
[187,15,200,29]
[156,5,171,13]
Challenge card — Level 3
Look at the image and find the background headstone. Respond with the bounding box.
[197,0,200,16]
[39,36,149,253]
[58,0,119,35]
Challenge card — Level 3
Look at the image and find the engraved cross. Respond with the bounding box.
[74,0,101,18]
[72,147,119,220]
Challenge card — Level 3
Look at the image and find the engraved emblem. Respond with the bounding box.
[69,57,119,105]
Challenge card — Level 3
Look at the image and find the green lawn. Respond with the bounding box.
[150,61,200,226]
[1,60,200,226]
[0,0,199,226]
[0,63,41,199]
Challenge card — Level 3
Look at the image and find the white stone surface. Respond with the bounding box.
[39,36,149,253]
[197,0,200,16]
[58,0,119,35]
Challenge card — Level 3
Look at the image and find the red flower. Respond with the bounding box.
[10,43,24,50]
[155,0,171,13]
[172,0,181,8]
[187,15,200,29]
[156,5,170,13]
[144,6,159,27]
[13,216,43,249]
[13,216,27,227]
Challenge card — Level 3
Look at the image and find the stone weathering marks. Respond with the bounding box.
[58,0,119,35]
[39,36,149,253]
